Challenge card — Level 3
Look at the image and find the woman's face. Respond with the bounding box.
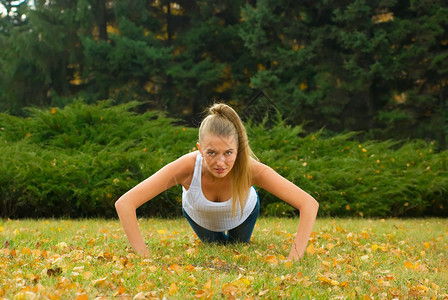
[198,134,238,179]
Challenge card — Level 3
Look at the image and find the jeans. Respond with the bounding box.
[182,196,260,244]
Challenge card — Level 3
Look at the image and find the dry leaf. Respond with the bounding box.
[92,276,108,287]
[306,244,316,255]
[169,263,183,274]
[47,268,62,277]
[168,282,178,295]
[133,292,147,300]
[195,290,206,298]
[265,255,278,265]
[222,283,238,297]
[114,286,126,296]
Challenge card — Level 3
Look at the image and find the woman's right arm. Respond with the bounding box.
[115,153,195,257]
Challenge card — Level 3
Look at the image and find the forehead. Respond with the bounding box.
[201,134,237,149]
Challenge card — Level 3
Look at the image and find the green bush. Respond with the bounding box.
[0,102,446,218]
[249,116,448,217]
[0,101,197,218]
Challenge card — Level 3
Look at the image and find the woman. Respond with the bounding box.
[115,103,318,260]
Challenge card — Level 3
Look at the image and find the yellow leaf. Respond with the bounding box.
[92,276,108,287]
[284,260,293,269]
[157,229,166,235]
[148,265,158,272]
[204,279,212,290]
[195,290,206,298]
[169,282,178,295]
[326,243,335,250]
[56,242,68,250]
[185,264,196,272]
[306,244,316,255]
[423,242,430,249]
[21,247,32,255]
[133,292,147,300]
[186,247,197,256]
[169,263,183,274]
[265,255,278,265]
[404,261,413,269]
[360,255,369,261]
[114,286,126,296]
[222,283,238,296]
[318,275,339,286]
[75,294,88,300]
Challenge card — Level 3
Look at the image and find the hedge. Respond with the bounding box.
[1,101,446,218]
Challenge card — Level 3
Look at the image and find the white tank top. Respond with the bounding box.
[182,152,258,232]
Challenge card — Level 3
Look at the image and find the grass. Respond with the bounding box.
[1,217,447,299]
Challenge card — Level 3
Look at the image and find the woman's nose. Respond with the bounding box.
[216,155,225,164]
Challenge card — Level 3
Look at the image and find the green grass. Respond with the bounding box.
[1,218,447,299]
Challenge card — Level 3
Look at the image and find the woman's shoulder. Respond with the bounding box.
[171,150,199,170]
[249,157,272,182]
[169,151,199,188]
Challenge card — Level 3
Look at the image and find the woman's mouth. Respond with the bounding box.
[215,168,226,174]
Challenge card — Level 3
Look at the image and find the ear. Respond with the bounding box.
[196,142,201,153]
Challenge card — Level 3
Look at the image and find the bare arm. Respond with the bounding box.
[252,159,319,260]
[115,153,195,256]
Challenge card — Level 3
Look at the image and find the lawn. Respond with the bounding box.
[1,217,447,299]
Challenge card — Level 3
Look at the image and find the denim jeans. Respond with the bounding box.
[182,195,260,244]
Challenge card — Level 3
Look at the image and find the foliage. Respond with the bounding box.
[0,0,447,147]
[0,218,447,298]
[0,101,197,218]
[250,116,448,217]
[0,101,447,218]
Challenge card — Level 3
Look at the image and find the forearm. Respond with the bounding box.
[115,200,149,257]
[289,199,319,260]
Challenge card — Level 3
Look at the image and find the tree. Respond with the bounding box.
[0,0,86,113]
[239,0,448,146]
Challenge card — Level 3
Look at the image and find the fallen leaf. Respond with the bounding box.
[222,283,238,297]
[195,290,206,298]
[2,239,11,248]
[306,244,316,255]
[21,247,32,255]
[133,292,146,300]
[169,263,183,274]
[168,282,178,295]
[185,264,196,272]
[265,255,278,265]
[114,286,126,296]
[92,277,108,287]
[47,268,62,277]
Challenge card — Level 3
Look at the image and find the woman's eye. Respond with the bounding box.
[207,151,215,156]
[225,151,232,155]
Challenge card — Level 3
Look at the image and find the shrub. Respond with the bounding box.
[0,101,196,218]
[249,117,448,217]
[0,101,446,218]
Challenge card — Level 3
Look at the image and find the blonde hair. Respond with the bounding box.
[199,103,254,216]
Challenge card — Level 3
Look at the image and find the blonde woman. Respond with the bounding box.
[115,103,318,260]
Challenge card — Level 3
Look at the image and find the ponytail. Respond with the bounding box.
[199,103,254,216]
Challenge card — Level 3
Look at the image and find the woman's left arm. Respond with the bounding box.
[251,159,319,260]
